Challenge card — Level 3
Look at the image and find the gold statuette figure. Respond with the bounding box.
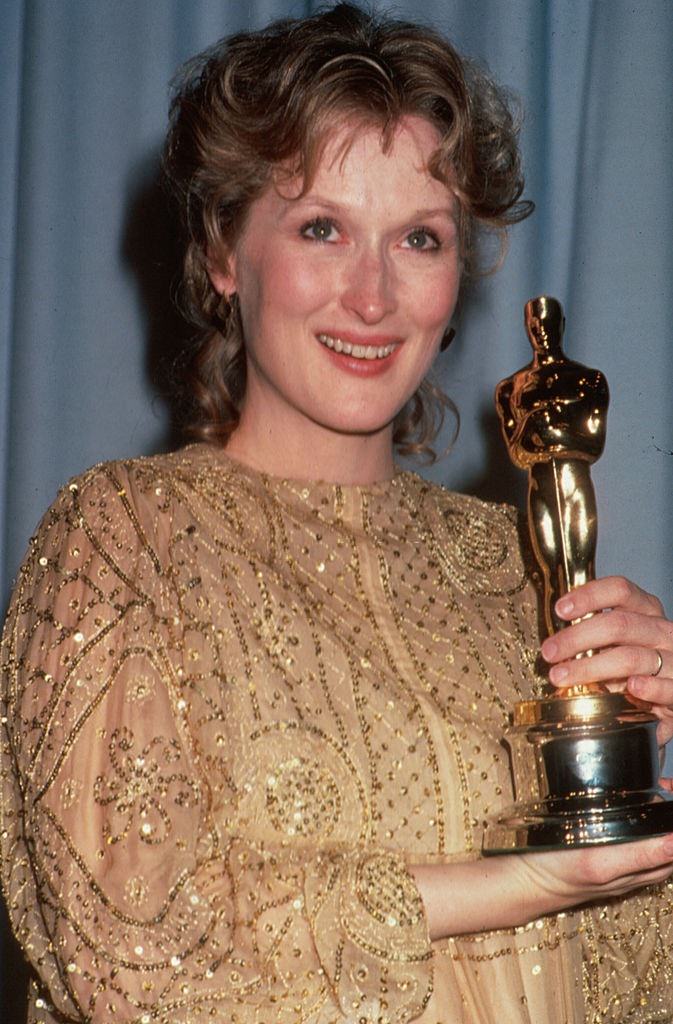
[483,296,673,852]
[495,297,607,637]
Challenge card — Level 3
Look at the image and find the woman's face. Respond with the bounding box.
[210,114,460,475]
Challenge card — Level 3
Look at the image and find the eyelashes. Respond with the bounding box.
[300,217,340,243]
[403,227,442,251]
[299,217,444,251]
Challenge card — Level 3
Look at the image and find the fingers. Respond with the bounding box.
[520,833,673,911]
[540,576,673,690]
[628,671,673,705]
[540,576,673,723]
[554,576,664,622]
[543,609,671,664]
[544,642,668,688]
[570,833,673,888]
[587,832,673,883]
[542,615,673,684]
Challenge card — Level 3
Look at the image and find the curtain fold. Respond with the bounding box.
[0,2,24,590]
[2,3,672,1019]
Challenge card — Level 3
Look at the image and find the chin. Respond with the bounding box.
[315,408,401,439]
[311,393,410,432]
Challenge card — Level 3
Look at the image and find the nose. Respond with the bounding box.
[341,247,397,324]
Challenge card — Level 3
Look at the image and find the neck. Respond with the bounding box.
[223,409,397,485]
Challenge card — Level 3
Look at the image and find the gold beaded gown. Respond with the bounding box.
[1,444,672,1024]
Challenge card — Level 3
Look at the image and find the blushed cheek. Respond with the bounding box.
[244,262,332,339]
[276,260,335,315]
[414,273,459,335]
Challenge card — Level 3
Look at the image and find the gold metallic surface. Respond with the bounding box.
[511,690,650,726]
[483,296,673,853]
[495,296,608,637]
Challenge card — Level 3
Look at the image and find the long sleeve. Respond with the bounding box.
[1,460,433,1024]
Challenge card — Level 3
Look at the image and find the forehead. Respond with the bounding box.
[321,114,442,171]
[275,114,454,214]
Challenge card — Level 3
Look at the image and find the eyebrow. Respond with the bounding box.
[405,206,457,221]
[278,195,457,222]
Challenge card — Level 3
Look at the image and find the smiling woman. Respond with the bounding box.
[3,4,673,1024]
[208,116,461,482]
[164,2,530,468]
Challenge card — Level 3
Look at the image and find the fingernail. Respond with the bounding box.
[541,640,558,660]
[629,678,645,695]
[549,665,569,683]
[556,597,574,617]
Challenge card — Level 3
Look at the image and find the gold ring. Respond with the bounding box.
[653,649,664,677]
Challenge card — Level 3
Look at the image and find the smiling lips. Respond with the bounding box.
[316,332,398,360]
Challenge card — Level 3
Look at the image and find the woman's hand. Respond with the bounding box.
[540,576,673,745]
[411,833,673,940]
[513,833,673,915]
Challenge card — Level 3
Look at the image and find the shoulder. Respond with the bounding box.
[57,444,207,507]
[40,444,213,536]
[12,447,217,602]
[401,473,534,597]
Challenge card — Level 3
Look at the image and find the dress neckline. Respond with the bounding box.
[188,441,412,498]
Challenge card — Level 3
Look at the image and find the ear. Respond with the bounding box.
[206,248,237,297]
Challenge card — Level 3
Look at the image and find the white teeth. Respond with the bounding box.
[317,333,396,360]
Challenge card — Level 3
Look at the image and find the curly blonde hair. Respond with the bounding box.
[163,2,532,458]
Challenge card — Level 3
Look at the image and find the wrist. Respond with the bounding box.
[410,855,543,940]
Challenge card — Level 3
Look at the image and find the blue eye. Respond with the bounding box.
[404,228,440,251]
[301,218,338,243]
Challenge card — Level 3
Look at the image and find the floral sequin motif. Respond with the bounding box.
[124,673,157,704]
[443,506,510,573]
[93,726,200,845]
[431,498,528,598]
[265,756,342,838]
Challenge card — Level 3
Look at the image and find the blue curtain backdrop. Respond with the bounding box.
[1,1,672,1018]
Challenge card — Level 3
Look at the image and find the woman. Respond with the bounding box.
[2,5,673,1022]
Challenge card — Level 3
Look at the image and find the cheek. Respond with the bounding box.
[247,254,334,323]
[405,266,460,332]
[282,261,335,313]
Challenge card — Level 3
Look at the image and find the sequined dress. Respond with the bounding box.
[2,444,672,1024]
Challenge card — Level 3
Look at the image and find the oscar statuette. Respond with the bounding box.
[482,296,673,853]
